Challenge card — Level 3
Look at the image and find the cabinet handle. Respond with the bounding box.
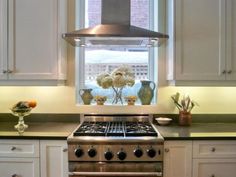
[63,148,68,152]
[7,70,13,73]
[227,70,232,74]
[222,70,226,74]
[164,148,169,153]
[211,147,216,152]
[11,146,17,151]
[2,70,8,74]
[12,174,19,177]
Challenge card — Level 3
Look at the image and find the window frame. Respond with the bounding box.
[75,0,158,105]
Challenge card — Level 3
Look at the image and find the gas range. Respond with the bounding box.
[68,114,163,161]
[68,114,163,177]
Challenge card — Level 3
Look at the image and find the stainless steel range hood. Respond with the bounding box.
[62,0,169,47]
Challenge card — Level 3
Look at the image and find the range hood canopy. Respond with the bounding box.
[62,0,169,47]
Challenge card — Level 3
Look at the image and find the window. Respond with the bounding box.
[76,0,157,105]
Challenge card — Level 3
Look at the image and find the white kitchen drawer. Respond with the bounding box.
[193,158,236,177]
[0,139,39,157]
[193,141,236,158]
[0,157,40,177]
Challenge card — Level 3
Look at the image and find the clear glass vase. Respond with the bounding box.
[11,108,31,135]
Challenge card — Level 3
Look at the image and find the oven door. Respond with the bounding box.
[69,162,163,177]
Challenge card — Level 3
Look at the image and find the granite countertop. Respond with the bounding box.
[0,122,79,139]
[155,123,236,140]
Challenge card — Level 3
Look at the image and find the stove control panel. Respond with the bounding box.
[69,144,163,162]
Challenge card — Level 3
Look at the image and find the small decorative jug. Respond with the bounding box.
[79,89,93,105]
[138,80,156,105]
[179,111,192,126]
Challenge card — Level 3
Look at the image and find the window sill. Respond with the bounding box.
[75,104,162,114]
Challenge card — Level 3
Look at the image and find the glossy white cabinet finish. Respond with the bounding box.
[167,0,236,85]
[40,140,68,177]
[163,141,192,177]
[0,0,67,85]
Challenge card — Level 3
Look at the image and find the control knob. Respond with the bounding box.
[134,147,143,158]
[117,149,127,160]
[75,147,84,158]
[88,147,97,157]
[104,150,113,160]
[147,148,156,158]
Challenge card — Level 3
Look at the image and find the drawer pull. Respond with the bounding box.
[211,147,216,152]
[11,146,17,151]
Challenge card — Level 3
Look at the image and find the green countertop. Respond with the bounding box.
[155,123,236,140]
[0,122,78,139]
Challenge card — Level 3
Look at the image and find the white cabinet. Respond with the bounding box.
[0,0,8,80]
[167,0,236,86]
[40,140,68,177]
[0,0,67,85]
[163,141,192,177]
[0,139,40,177]
[0,158,40,177]
[192,141,236,177]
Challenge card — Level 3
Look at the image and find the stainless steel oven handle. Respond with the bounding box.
[69,171,162,177]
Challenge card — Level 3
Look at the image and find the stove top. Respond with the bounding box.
[73,121,157,137]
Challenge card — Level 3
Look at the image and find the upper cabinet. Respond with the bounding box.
[0,0,67,85]
[0,0,8,80]
[167,0,236,86]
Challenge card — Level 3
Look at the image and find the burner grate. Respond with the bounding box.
[73,121,158,137]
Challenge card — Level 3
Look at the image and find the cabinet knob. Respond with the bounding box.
[11,146,17,151]
[63,148,68,152]
[227,70,232,74]
[211,147,216,152]
[211,174,215,177]
[164,148,169,153]
[2,70,13,74]
[12,174,19,177]
[222,70,226,74]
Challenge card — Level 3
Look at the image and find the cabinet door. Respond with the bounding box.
[164,141,192,177]
[193,159,236,177]
[0,158,40,177]
[175,0,226,81]
[40,140,68,177]
[0,0,8,80]
[226,0,236,80]
[8,0,59,80]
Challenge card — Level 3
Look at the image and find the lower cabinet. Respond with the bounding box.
[163,141,192,177]
[193,159,236,177]
[164,140,236,177]
[0,158,40,177]
[0,139,68,177]
[40,140,68,177]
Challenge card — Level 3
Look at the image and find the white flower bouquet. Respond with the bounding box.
[96,65,135,104]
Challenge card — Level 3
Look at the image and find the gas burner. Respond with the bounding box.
[73,121,157,137]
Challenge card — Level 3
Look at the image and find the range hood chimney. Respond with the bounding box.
[62,0,169,47]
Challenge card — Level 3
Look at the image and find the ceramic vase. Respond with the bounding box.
[179,111,192,126]
[79,89,93,105]
[138,80,156,105]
